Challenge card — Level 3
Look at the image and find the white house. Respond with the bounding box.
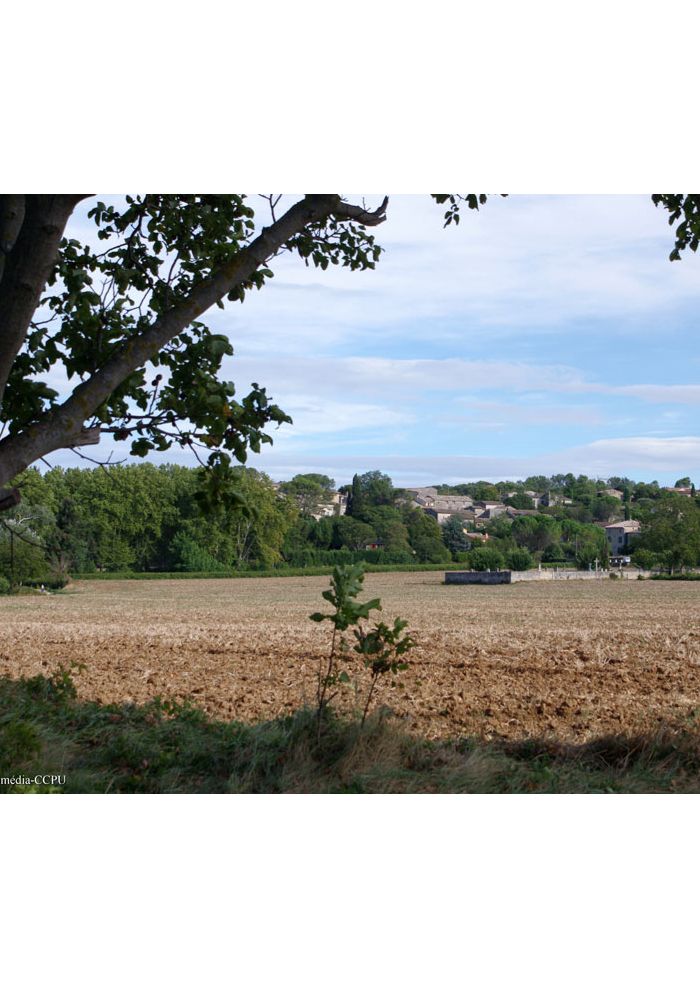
[603,519,641,555]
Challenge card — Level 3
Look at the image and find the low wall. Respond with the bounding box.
[445,571,512,584]
[444,569,632,584]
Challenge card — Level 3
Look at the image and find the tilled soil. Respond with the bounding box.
[1,573,699,741]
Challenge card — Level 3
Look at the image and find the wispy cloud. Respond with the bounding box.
[245,435,700,485]
[277,397,413,435]
[41,195,700,486]
[608,384,700,405]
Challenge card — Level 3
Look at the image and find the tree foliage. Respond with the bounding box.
[0,192,693,515]
[0,194,394,499]
[652,194,700,261]
[1,193,511,504]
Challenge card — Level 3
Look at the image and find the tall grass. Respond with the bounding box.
[1,669,698,793]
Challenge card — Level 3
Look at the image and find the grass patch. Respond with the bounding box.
[71,563,469,581]
[650,572,700,581]
[2,669,700,793]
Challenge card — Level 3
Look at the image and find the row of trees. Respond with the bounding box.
[283,472,450,567]
[1,464,297,581]
[0,465,453,582]
[631,498,700,572]
[3,464,700,585]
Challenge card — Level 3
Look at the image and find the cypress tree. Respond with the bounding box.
[348,474,365,518]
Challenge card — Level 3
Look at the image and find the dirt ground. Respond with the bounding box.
[1,572,699,741]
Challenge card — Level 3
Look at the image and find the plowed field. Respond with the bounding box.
[1,573,699,741]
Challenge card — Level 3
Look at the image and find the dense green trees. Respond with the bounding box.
[504,492,535,510]
[507,547,534,571]
[633,496,700,571]
[0,505,54,585]
[400,507,450,563]
[4,463,300,577]
[442,516,472,556]
[468,546,505,571]
[446,512,610,571]
[4,462,700,583]
[279,474,334,517]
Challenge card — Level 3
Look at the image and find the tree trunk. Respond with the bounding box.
[0,195,89,408]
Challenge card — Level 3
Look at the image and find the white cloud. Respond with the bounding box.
[223,354,590,403]
[205,194,700,359]
[610,384,700,405]
[245,435,700,486]
[278,397,413,435]
[576,436,700,471]
[444,399,607,427]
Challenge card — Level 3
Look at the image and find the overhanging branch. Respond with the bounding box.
[332,196,389,227]
[0,193,389,489]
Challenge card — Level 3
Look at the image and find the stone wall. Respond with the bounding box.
[444,569,637,585]
[445,571,512,584]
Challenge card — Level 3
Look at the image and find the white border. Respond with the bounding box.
[3,2,699,985]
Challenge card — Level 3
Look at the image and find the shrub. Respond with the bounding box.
[507,547,534,571]
[632,549,658,571]
[22,577,68,590]
[468,546,506,572]
[169,533,230,573]
[0,576,10,595]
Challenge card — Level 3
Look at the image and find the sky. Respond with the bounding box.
[47,194,700,487]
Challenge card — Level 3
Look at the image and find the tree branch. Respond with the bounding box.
[0,194,390,488]
[332,196,388,227]
[0,194,387,487]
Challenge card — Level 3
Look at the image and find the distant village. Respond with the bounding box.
[5,463,696,580]
[274,475,700,565]
[400,486,643,562]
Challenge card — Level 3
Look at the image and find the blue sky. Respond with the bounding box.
[52,194,700,487]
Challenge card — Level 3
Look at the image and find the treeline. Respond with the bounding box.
[631,498,700,571]
[1,465,698,587]
[446,515,610,572]
[284,471,450,567]
[0,465,454,584]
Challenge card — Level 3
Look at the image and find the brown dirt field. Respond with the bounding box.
[1,572,699,741]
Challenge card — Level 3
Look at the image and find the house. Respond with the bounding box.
[464,531,489,544]
[405,486,439,507]
[603,519,641,555]
[424,496,475,524]
[663,486,694,498]
[309,491,348,521]
[539,491,573,507]
[472,501,507,519]
[432,495,474,511]
[601,488,625,500]
[477,507,507,521]
[427,507,477,526]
